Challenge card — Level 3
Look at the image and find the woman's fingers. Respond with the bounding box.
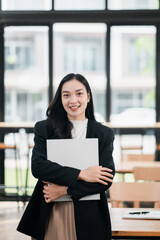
[98,166,114,184]
[44,194,49,198]
[43,188,52,196]
[96,167,114,179]
[43,181,52,185]
[99,176,113,182]
[100,171,113,178]
[100,167,113,178]
[79,165,114,183]
[43,181,53,187]
[98,179,108,185]
[43,189,48,194]
[43,184,53,190]
[43,184,67,203]
[43,185,50,190]
[100,167,113,172]
[45,197,51,203]
[44,193,55,200]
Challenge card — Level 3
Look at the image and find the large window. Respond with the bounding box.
[108,0,159,10]
[4,27,49,122]
[53,23,106,121]
[54,0,105,10]
[110,26,156,126]
[5,39,33,70]
[2,0,51,10]
[0,2,160,124]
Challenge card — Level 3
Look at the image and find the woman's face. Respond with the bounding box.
[61,79,90,121]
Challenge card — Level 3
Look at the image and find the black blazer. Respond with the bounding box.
[17,119,115,240]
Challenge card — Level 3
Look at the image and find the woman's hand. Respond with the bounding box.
[78,166,113,185]
[43,181,67,203]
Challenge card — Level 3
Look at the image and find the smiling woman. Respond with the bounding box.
[61,79,90,121]
[17,73,115,240]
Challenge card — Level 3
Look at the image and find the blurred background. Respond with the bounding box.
[0,0,160,239]
[2,1,158,124]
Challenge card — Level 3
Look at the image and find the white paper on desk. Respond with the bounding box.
[47,138,100,201]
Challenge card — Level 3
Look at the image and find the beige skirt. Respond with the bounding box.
[31,201,77,240]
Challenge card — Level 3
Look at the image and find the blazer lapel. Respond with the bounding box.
[86,119,94,138]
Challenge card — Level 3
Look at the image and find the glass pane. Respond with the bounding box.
[108,0,159,10]
[5,26,49,122]
[2,0,51,10]
[53,23,106,122]
[55,0,105,10]
[110,26,156,126]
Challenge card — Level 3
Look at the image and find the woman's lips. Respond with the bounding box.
[69,106,80,111]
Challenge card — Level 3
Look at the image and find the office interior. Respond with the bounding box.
[0,0,160,239]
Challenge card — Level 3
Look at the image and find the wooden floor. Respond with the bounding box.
[0,202,30,240]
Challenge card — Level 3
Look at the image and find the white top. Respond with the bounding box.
[70,119,88,139]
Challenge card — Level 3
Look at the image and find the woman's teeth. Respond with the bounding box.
[70,106,79,109]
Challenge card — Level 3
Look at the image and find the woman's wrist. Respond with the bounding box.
[62,186,67,195]
[78,170,85,180]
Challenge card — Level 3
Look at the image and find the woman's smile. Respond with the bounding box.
[69,105,80,111]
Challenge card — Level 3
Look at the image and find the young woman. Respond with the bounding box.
[17,73,115,240]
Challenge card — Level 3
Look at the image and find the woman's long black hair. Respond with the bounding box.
[46,73,95,139]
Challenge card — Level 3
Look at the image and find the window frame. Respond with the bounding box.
[0,1,160,122]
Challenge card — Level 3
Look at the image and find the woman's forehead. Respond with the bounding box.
[62,79,86,92]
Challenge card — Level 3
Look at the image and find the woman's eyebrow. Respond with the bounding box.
[62,90,69,93]
[62,89,84,93]
[75,89,84,92]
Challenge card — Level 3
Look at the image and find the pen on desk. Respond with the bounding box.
[129,211,149,215]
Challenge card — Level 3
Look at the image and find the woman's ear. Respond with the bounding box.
[87,93,90,103]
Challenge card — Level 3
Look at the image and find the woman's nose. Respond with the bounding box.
[70,95,78,103]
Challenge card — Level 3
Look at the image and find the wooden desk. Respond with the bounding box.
[0,121,160,134]
[106,122,160,129]
[111,208,160,239]
[0,122,34,133]
[106,122,160,136]
[115,161,160,174]
[0,122,154,131]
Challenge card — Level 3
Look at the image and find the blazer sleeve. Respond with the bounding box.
[68,128,115,201]
[31,121,80,187]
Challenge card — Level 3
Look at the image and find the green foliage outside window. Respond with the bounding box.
[135,36,155,75]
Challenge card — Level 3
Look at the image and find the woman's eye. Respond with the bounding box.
[77,92,83,96]
[63,94,69,97]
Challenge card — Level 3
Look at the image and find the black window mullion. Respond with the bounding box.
[105,0,108,10]
[0,24,4,122]
[0,24,5,186]
[49,24,53,103]
[156,24,160,122]
[52,0,54,11]
[106,24,111,122]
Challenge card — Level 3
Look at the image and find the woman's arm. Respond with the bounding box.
[42,166,113,203]
[31,121,80,187]
[67,129,115,201]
